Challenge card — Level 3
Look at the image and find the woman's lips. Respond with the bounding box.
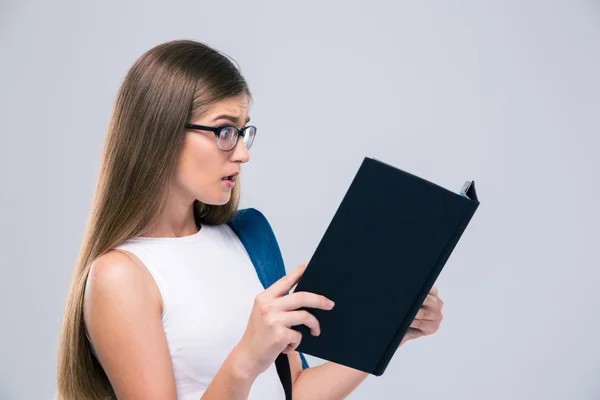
[221,175,236,188]
[221,171,238,188]
[221,172,239,180]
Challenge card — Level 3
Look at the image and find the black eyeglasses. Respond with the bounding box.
[186,123,257,151]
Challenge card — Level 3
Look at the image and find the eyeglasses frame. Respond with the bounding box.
[185,123,257,151]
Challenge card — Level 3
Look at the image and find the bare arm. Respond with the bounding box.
[288,351,368,400]
[84,250,259,400]
[292,359,369,400]
[289,351,304,384]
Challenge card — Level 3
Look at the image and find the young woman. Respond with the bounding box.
[56,39,444,400]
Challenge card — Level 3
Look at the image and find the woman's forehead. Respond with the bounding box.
[212,94,249,112]
[204,95,251,123]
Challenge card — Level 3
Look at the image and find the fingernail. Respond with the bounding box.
[328,300,335,308]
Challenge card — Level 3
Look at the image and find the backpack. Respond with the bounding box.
[227,207,310,399]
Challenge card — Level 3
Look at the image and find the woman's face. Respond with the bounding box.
[174,94,251,206]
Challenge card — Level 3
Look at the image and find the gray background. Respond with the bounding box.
[1,0,599,399]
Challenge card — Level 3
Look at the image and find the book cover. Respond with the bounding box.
[291,156,480,375]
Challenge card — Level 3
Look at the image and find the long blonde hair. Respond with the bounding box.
[56,40,252,400]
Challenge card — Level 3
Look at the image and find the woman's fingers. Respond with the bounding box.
[265,262,309,298]
[282,329,302,354]
[422,293,443,310]
[411,305,443,333]
[411,294,444,334]
[268,310,322,336]
[414,307,438,321]
[410,318,440,334]
[401,288,444,346]
[281,330,303,354]
[273,291,335,313]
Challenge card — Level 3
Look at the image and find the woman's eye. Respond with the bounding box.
[220,127,237,138]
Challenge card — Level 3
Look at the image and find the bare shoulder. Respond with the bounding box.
[85,250,153,315]
[84,249,176,399]
[86,249,152,298]
[84,248,164,340]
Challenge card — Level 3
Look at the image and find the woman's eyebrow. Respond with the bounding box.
[212,115,251,124]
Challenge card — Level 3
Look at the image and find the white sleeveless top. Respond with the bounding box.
[112,222,286,400]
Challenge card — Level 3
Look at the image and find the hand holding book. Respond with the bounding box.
[399,286,444,347]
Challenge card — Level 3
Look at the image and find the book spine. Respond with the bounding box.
[373,202,479,376]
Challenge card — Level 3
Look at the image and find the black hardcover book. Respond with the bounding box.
[291,156,480,376]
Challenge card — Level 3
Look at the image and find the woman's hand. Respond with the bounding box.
[400,286,444,346]
[235,261,335,377]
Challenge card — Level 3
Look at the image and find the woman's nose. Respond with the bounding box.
[230,138,250,163]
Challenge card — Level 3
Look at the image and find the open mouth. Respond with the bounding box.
[221,175,235,182]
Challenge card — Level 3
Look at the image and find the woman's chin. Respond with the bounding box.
[195,187,232,207]
[206,193,232,206]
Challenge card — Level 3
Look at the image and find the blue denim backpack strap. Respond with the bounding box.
[227,207,310,371]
